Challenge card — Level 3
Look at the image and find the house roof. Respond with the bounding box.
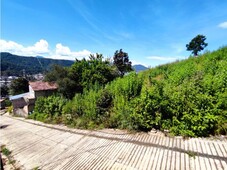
[9,92,34,101]
[29,81,58,91]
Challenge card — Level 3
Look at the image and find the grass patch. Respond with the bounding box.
[1,145,19,169]
[186,150,197,158]
[2,147,11,156]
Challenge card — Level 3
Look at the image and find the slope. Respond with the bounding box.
[0,52,74,76]
[58,46,227,137]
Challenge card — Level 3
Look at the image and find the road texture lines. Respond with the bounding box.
[0,115,226,170]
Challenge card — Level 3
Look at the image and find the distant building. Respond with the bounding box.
[33,73,44,81]
[0,76,18,88]
[9,81,57,117]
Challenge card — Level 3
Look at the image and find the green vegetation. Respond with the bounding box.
[1,52,74,76]
[186,34,208,56]
[28,95,67,124]
[0,84,9,98]
[186,150,197,158]
[9,77,29,95]
[1,145,18,169]
[44,53,121,99]
[113,49,133,76]
[32,167,40,170]
[7,106,13,114]
[30,47,227,137]
[1,52,145,77]
[1,147,11,156]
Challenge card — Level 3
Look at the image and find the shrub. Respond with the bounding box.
[30,46,227,137]
[29,95,67,123]
[7,106,13,114]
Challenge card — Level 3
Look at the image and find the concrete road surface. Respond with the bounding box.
[0,115,226,170]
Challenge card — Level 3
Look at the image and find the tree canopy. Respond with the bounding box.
[45,54,118,99]
[1,85,9,97]
[9,78,29,95]
[186,34,208,56]
[32,46,227,137]
[113,49,133,76]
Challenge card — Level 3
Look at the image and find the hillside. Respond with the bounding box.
[132,64,148,72]
[0,52,74,76]
[0,52,147,76]
[31,46,227,137]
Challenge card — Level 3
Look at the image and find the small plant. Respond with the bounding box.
[9,159,16,164]
[4,99,12,107]
[33,166,40,170]
[186,150,197,158]
[2,147,11,156]
[1,145,18,168]
[7,106,13,114]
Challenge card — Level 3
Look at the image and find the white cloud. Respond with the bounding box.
[0,39,92,60]
[0,39,49,56]
[23,39,49,55]
[218,21,227,29]
[0,39,23,53]
[54,43,91,60]
[147,56,177,61]
[56,43,71,56]
[72,49,91,58]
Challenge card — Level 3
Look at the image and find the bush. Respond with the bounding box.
[29,95,67,123]
[7,106,13,114]
[4,99,12,107]
[31,46,227,137]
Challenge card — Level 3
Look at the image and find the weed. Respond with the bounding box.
[186,150,197,158]
[2,147,11,156]
[9,159,16,164]
[1,145,19,169]
[33,166,40,170]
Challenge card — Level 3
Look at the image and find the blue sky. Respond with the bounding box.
[1,0,227,67]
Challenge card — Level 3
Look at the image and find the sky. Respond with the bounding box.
[1,0,227,67]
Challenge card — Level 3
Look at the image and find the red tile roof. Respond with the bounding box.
[29,81,58,91]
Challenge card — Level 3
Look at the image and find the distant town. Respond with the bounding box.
[0,74,44,98]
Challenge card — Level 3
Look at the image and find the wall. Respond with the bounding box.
[34,89,57,98]
[14,108,28,117]
[12,98,27,109]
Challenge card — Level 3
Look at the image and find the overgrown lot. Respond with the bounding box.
[29,47,227,137]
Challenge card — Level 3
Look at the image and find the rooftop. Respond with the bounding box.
[9,92,34,101]
[29,81,58,91]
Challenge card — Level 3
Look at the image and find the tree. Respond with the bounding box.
[44,54,119,99]
[113,49,133,77]
[0,78,9,97]
[44,64,68,82]
[82,53,118,87]
[9,78,29,95]
[44,64,80,99]
[186,34,208,56]
[1,85,9,97]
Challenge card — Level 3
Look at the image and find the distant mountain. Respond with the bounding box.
[36,55,45,58]
[1,52,148,76]
[133,64,148,72]
[0,52,74,76]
